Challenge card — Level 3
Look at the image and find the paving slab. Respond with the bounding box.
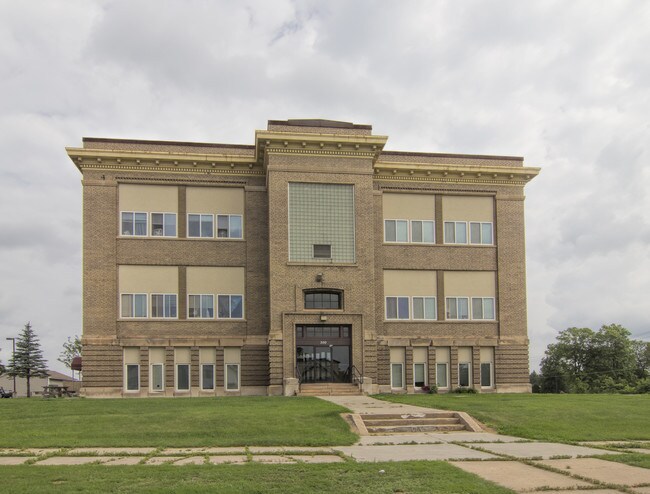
[21,449,60,456]
[174,456,206,465]
[356,432,523,445]
[0,449,35,456]
[37,456,114,465]
[103,457,143,465]
[289,455,344,463]
[320,395,441,415]
[252,455,296,464]
[630,487,650,494]
[145,456,184,465]
[0,457,31,465]
[527,490,623,494]
[538,458,650,486]
[450,460,594,491]
[68,447,155,455]
[249,446,334,453]
[477,442,617,459]
[336,443,496,462]
[208,455,247,464]
[194,447,247,454]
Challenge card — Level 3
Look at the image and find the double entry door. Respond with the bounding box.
[296,325,351,383]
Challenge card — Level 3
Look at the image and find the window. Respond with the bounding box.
[151,213,176,237]
[125,364,139,391]
[444,221,468,244]
[459,362,471,387]
[446,297,469,320]
[304,291,342,310]
[188,295,214,318]
[481,362,493,387]
[188,214,214,238]
[470,222,493,245]
[414,363,426,388]
[176,364,190,391]
[384,220,409,242]
[436,363,449,388]
[412,297,437,320]
[313,244,331,259]
[471,297,495,320]
[217,295,243,319]
[150,294,177,318]
[121,212,147,236]
[410,220,435,243]
[386,296,409,320]
[151,364,164,391]
[201,364,215,390]
[121,294,147,318]
[217,215,243,239]
[391,363,404,389]
[226,364,239,390]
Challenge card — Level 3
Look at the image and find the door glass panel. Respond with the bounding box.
[331,346,350,383]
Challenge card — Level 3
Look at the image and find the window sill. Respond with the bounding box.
[287,262,358,267]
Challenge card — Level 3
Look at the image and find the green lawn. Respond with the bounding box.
[0,462,513,494]
[375,393,650,442]
[595,453,650,470]
[0,397,357,448]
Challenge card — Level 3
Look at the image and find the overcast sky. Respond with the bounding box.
[1,1,649,375]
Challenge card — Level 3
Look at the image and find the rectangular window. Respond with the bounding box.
[176,364,190,391]
[412,297,437,320]
[459,362,471,387]
[444,221,468,244]
[121,212,147,236]
[125,364,139,391]
[151,213,177,237]
[471,297,495,320]
[217,295,244,319]
[391,363,404,389]
[201,364,215,390]
[470,222,493,245]
[384,220,409,242]
[386,296,409,320]
[188,214,214,238]
[121,294,147,318]
[436,363,449,388]
[216,214,243,239]
[446,297,469,320]
[226,364,239,391]
[481,362,493,387]
[151,364,164,391]
[414,363,426,388]
[151,294,177,318]
[313,244,332,259]
[411,220,435,243]
[188,294,214,319]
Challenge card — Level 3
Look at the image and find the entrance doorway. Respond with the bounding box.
[296,325,351,383]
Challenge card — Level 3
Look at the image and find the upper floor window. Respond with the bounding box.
[412,296,437,320]
[217,295,244,319]
[121,212,147,236]
[471,297,495,320]
[446,297,469,320]
[150,294,177,318]
[444,221,467,244]
[386,296,410,320]
[304,291,342,310]
[411,220,435,243]
[385,220,435,244]
[151,213,177,237]
[121,293,147,318]
[384,220,409,242]
[469,222,493,245]
[188,214,214,238]
[217,215,243,239]
[188,294,214,318]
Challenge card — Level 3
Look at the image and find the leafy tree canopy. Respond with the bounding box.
[58,335,82,372]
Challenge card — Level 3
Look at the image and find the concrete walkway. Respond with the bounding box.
[0,394,647,494]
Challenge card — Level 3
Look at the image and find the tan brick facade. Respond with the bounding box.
[67,119,539,397]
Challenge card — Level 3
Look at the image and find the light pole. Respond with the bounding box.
[5,337,16,394]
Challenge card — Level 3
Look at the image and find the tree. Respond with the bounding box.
[58,335,82,378]
[7,322,49,397]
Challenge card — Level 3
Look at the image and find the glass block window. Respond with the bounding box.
[288,183,355,263]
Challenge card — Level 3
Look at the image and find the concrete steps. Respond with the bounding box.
[298,383,362,396]
[358,412,473,434]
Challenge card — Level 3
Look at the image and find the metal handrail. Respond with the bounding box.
[350,365,363,386]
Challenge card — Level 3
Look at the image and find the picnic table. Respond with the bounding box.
[42,385,75,398]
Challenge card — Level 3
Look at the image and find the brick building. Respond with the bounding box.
[66,119,539,397]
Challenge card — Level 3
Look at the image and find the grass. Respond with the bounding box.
[595,453,650,470]
[375,393,650,442]
[0,462,514,493]
[0,397,357,448]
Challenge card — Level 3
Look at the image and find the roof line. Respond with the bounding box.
[82,137,254,150]
[380,150,524,161]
